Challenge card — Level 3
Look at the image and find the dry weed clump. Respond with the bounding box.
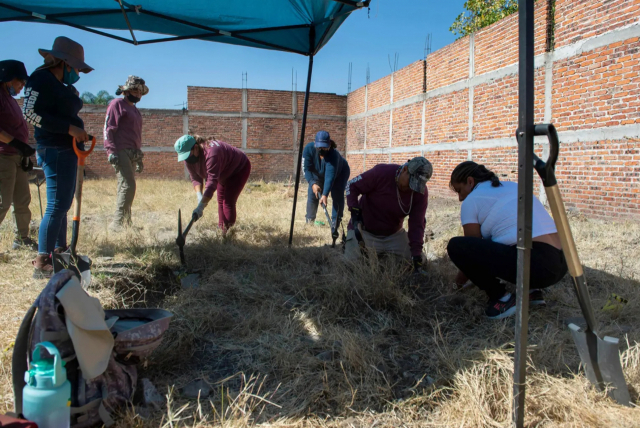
[0,178,639,427]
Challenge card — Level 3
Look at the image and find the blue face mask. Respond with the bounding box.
[63,66,80,85]
[7,85,17,97]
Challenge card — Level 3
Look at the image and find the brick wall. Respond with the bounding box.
[555,0,640,48]
[346,0,640,220]
[21,87,346,182]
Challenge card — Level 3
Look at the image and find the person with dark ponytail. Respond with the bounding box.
[447,161,567,319]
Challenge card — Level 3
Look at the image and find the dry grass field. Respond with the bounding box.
[0,177,639,427]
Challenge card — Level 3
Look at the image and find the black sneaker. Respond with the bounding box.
[485,293,517,319]
[529,289,546,307]
[12,237,38,251]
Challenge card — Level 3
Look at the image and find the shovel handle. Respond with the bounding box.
[70,136,94,255]
[73,135,96,166]
[533,124,598,332]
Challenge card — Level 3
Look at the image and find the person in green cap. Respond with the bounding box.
[174,134,251,234]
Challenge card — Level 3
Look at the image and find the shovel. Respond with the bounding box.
[533,124,631,406]
[317,192,341,248]
[176,209,196,265]
[52,136,96,288]
[32,167,45,219]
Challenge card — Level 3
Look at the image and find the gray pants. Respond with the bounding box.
[112,149,142,226]
[343,227,413,261]
[0,154,32,239]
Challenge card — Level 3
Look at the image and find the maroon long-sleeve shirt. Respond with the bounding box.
[186,140,249,199]
[346,164,428,257]
[103,98,142,156]
[0,86,29,155]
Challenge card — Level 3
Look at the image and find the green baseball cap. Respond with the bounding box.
[174,135,196,162]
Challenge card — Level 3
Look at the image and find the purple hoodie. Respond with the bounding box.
[103,98,142,156]
[186,140,249,199]
[0,86,29,155]
[346,164,428,257]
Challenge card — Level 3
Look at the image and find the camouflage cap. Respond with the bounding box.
[116,75,149,96]
[407,156,433,194]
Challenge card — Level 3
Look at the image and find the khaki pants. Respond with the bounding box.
[0,154,32,239]
[343,227,412,261]
[112,149,141,226]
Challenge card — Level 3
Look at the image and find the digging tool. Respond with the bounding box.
[532,124,631,406]
[32,167,45,219]
[52,136,96,288]
[176,209,196,265]
[317,192,340,248]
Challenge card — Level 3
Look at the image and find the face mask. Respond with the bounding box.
[7,85,17,97]
[63,66,80,85]
[185,154,199,164]
[127,94,141,103]
[317,148,329,157]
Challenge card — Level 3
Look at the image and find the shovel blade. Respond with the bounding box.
[568,323,631,406]
[53,251,92,289]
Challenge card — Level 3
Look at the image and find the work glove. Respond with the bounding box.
[350,207,363,230]
[412,255,427,276]
[108,153,120,173]
[21,157,33,172]
[192,200,208,222]
[8,138,35,157]
[196,191,203,202]
[350,207,365,249]
[136,160,143,173]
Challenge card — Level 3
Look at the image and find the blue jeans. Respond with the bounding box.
[306,167,350,231]
[36,146,77,255]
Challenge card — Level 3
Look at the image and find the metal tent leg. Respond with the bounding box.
[513,0,535,427]
[288,54,314,246]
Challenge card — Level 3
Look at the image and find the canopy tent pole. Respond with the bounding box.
[513,0,535,426]
[288,52,315,246]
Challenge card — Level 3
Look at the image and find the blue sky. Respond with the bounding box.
[1,0,466,109]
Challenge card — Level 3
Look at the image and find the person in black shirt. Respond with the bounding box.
[24,37,93,279]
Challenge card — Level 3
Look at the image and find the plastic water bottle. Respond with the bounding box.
[23,342,71,428]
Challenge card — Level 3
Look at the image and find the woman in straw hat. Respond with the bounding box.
[0,60,37,253]
[103,75,149,231]
[22,36,93,279]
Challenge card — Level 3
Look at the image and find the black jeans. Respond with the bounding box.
[447,236,568,300]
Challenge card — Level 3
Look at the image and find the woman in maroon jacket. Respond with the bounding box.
[0,60,37,251]
[174,134,251,234]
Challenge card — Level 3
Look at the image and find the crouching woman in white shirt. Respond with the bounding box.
[447,161,568,319]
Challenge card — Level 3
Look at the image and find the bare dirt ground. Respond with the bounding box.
[0,178,639,427]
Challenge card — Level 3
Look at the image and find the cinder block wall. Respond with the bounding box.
[23,89,347,182]
[346,0,640,220]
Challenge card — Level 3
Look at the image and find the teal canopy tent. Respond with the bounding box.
[0,0,370,247]
[2,1,576,426]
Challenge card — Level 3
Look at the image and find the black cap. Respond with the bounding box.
[0,60,29,83]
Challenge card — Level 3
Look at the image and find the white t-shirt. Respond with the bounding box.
[460,181,557,246]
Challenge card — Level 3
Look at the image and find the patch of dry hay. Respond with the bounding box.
[0,178,638,427]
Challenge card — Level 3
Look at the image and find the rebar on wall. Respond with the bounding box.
[546,0,556,52]
[424,33,432,93]
[348,62,353,93]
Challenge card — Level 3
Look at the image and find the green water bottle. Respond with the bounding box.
[22,342,71,428]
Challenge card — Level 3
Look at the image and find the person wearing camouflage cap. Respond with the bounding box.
[0,60,38,253]
[344,156,433,274]
[104,76,148,231]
